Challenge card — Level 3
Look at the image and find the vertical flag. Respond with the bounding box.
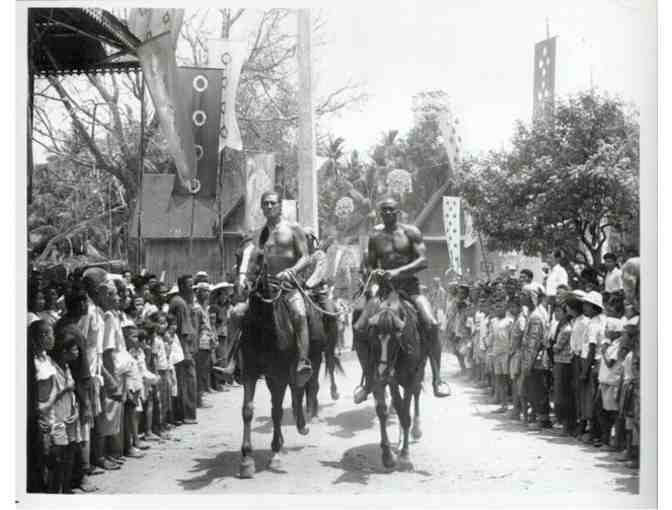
[437,108,462,175]
[206,39,246,151]
[136,32,197,191]
[177,67,223,196]
[462,209,477,248]
[128,8,183,49]
[442,196,462,275]
[244,153,276,231]
[533,37,557,120]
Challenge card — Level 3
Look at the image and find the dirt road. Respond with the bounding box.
[91,353,638,498]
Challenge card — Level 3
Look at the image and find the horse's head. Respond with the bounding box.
[235,237,262,301]
[368,293,406,380]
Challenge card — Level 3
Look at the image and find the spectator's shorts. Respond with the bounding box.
[493,353,509,375]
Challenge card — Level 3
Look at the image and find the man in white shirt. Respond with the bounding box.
[545,250,568,306]
[603,253,623,297]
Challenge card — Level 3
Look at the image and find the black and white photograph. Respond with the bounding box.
[15,1,659,507]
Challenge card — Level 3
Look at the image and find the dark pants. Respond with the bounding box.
[553,362,576,429]
[175,359,197,421]
[195,349,212,404]
[525,368,551,421]
[46,443,76,493]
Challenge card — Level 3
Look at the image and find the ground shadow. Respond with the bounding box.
[176,445,306,491]
[324,405,378,438]
[319,442,432,485]
[463,381,639,495]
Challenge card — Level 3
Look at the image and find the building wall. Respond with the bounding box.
[144,236,241,284]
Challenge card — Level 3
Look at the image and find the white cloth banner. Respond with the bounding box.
[128,8,183,48]
[462,210,477,248]
[442,196,462,275]
[244,153,275,232]
[206,39,246,151]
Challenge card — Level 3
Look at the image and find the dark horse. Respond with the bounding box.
[354,273,427,470]
[235,238,340,477]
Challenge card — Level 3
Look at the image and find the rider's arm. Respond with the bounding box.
[388,225,428,278]
[286,224,311,276]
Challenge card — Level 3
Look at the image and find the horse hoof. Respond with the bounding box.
[268,455,283,471]
[382,449,397,470]
[297,425,310,436]
[398,452,413,471]
[239,457,256,479]
[331,388,340,401]
[411,423,423,440]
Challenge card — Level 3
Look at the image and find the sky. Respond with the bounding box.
[31,0,655,164]
[310,0,655,159]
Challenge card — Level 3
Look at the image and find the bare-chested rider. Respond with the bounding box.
[259,191,314,385]
[358,196,451,398]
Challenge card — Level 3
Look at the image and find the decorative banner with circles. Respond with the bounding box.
[533,36,556,120]
[206,39,247,152]
[442,196,462,275]
[177,66,223,196]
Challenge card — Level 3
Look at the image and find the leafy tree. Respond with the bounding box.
[459,90,639,272]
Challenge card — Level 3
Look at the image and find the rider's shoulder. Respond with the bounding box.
[399,223,422,238]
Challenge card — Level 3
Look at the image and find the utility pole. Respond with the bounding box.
[296,9,318,233]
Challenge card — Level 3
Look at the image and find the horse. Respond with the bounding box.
[234,238,340,477]
[355,273,428,470]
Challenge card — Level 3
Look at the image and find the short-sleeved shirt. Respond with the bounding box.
[598,339,622,385]
[491,316,513,355]
[193,302,214,350]
[152,335,169,371]
[581,314,605,359]
[78,300,104,378]
[570,315,589,356]
[604,268,623,293]
[102,310,129,374]
[168,295,196,360]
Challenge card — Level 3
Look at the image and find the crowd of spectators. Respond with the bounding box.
[436,250,640,470]
[27,268,237,493]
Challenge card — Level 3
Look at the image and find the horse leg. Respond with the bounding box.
[411,389,423,440]
[305,357,320,423]
[291,381,310,436]
[267,376,287,470]
[373,386,396,470]
[239,375,258,479]
[389,383,404,451]
[396,386,414,471]
[325,315,340,401]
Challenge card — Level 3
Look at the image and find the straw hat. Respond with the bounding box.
[193,282,212,292]
[211,281,233,292]
[580,290,604,312]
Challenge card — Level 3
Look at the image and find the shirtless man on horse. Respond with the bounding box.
[255,190,315,386]
[356,196,452,399]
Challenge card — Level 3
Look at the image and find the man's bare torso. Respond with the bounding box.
[369,224,417,271]
[262,220,300,275]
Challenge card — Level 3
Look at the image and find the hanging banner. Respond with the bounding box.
[442,196,462,275]
[206,39,246,152]
[244,153,276,231]
[128,8,183,49]
[176,67,223,197]
[462,209,477,248]
[533,37,557,121]
[136,32,197,191]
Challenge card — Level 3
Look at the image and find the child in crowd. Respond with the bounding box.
[138,323,161,441]
[151,312,173,432]
[164,314,184,426]
[122,324,146,459]
[472,299,487,387]
[507,296,526,421]
[491,299,513,413]
[551,302,575,435]
[578,291,606,444]
[33,320,82,493]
